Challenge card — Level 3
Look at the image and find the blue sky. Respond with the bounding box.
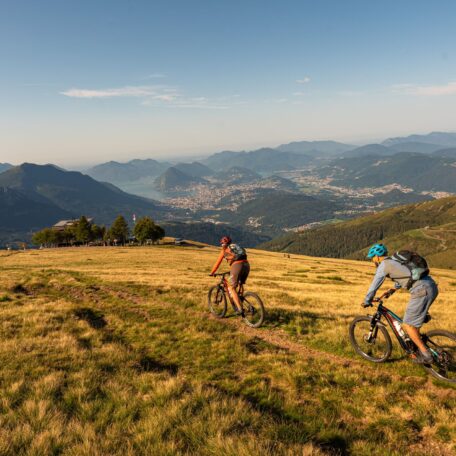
[1,0,456,166]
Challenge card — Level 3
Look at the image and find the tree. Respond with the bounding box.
[109,215,129,245]
[151,224,165,244]
[32,228,59,247]
[75,216,92,244]
[91,224,105,243]
[134,217,165,244]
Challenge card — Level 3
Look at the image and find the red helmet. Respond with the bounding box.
[220,236,232,246]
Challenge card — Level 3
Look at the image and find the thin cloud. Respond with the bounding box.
[293,91,306,96]
[146,73,166,79]
[392,81,456,96]
[61,84,233,109]
[60,86,157,98]
[296,77,311,84]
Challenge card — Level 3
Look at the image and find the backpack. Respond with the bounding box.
[228,243,247,261]
[391,250,429,289]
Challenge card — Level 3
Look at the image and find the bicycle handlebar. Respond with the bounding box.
[212,272,230,277]
[372,288,397,303]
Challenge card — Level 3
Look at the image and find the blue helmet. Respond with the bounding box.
[367,243,388,258]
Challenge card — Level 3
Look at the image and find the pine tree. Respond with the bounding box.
[75,216,92,244]
[109,215,129,245]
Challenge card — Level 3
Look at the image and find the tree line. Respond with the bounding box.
[32,215,165,247]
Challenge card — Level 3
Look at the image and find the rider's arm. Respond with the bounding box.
[364,261,387,305]
[210,249,225,275]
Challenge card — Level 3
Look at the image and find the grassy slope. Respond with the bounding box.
[0,246,455,455]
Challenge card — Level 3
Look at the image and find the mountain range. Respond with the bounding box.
[4,131,456,252]
[319,152,456,192]
[201,148,312,173]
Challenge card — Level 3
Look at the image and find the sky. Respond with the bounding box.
[1,0,456,167]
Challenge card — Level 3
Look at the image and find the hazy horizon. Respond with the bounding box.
[2,1,456,166]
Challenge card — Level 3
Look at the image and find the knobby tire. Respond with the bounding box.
[349,315,392,363]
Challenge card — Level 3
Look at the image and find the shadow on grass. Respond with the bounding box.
[207,382,349,455]
[244,336,288,355]
[135,355,179,376]
[264,307,335,336]
[10,283,28,294]
[73,307,107,329]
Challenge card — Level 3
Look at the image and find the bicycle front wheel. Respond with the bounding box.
[423,329,456,383]
[242,292,265,328]
[349,316,392,363]
[208,285,227,318]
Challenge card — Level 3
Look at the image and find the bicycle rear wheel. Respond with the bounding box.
[208,285,227,318]
[423,329,456,383]
[349,316,392,363]
[242,292,265,328]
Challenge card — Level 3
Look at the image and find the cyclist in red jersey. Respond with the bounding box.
[210,236,250,315]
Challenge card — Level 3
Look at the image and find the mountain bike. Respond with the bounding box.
[208,272,265,328]
[349,289,456,383]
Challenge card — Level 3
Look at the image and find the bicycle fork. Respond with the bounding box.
[365,313,382,343]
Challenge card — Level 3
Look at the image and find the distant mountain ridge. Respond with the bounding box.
[86,159,170,183]
[173,162,213,178]
[341,144,394,158]
[202,148,311,173]
[383,131,456,147]
[275,140,354,156]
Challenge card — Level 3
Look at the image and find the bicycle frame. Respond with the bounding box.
[368,290,415,353]
[214,272,244,307]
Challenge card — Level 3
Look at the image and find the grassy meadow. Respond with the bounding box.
[0,245,455,455]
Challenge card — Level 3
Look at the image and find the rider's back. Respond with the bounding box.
[382,258,412,289]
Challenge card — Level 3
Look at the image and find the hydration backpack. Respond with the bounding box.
[391,250,429,289]
[229,243,247,261]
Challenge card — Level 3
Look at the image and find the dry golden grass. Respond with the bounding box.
[0,245,455,455]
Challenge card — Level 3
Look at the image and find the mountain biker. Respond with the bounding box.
[363,243,439,364]
[209,236,250,316]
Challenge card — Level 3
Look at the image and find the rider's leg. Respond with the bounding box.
[229,263,243,312]
[228,283,242,310]
[403,278,438,362]
[402,323,428,353]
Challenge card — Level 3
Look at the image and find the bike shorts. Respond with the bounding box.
[229,262,250,287]
[403,276,438,328]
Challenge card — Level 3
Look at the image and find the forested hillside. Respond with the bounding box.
[261,197,456,268]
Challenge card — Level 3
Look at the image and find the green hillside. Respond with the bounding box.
[261,197,456,268]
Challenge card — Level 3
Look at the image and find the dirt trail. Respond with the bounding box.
[39,270,456,394]
[421,229,449,251]
[207,310,456,394]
